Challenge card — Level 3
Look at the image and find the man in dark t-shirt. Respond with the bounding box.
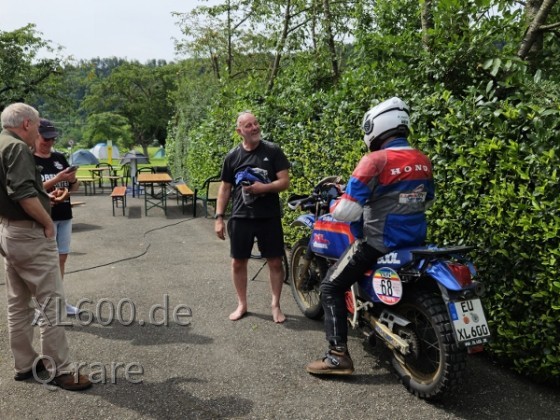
[215,111,290,323]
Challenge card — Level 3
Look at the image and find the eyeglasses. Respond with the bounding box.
[41,137,57,142]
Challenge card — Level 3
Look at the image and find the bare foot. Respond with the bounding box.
[272,306,286,324]
[229,306,247,321]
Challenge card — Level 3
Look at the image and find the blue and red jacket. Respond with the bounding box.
[331,138,434,253]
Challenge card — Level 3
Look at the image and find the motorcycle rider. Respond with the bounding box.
[306,97,435,375]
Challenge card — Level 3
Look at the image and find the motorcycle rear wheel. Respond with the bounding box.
[289,238,326,320]
[390,292,466,400]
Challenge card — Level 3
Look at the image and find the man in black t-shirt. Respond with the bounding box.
[215,111,290,323]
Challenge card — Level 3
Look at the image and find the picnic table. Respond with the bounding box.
[137,172,173,216]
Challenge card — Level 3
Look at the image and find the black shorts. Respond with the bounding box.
[227,218,285,260]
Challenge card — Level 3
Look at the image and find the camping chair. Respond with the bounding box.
[196,175,221,218]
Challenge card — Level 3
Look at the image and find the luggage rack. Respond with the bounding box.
[411,246,475,259]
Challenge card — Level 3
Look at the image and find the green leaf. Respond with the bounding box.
[491,58,502,77]
[534,69,542,83]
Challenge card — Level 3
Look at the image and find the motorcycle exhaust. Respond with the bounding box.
[362,311,410,355]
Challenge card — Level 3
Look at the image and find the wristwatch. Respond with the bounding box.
[214,213,225,219]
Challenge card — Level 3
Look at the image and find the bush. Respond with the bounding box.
[415,84,560,384]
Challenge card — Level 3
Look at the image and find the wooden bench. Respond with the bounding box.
[76,177,96,195]
[105,174,123,190]
[111,186,127,216]
[175,184,195,216]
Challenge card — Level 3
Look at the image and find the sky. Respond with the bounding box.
[0,0,215,62]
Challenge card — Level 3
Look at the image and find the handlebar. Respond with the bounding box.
[315,176,343,190]
[287,195,319,211]
[287,176,344,212]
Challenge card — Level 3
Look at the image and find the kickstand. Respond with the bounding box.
[250,259,268,281]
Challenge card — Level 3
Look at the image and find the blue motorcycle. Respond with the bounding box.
[288,177,491,399]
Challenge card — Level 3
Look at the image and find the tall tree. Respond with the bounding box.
[174,0,261,79]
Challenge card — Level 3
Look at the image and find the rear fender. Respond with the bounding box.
[424,260,464,291]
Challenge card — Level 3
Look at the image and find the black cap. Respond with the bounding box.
[39,119,59,139]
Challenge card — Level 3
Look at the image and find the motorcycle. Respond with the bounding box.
[288,176,491,399]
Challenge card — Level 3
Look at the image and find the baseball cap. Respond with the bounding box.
[39,119,59,139]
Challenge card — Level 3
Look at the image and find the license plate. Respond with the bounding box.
[448,298,491,347]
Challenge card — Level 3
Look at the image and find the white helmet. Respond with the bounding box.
[362,97,410,151]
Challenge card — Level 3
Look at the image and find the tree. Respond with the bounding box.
[175,0,352,92]
[518,0,560,65]
[174,0,261,79]
[82,112,133,149]
[0,25,62,109]
[82,62,177,155]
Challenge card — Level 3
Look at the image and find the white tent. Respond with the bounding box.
[89,142,120,159]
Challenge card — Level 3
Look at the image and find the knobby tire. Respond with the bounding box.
[289,237,325,320]
[390,291,467,400]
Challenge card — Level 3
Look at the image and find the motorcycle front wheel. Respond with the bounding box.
[391,291,467,400]
[289,237,326,320]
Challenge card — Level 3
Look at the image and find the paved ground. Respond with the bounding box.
[0,190,559,419]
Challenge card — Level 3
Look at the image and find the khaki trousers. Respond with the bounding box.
[0,219,71,376]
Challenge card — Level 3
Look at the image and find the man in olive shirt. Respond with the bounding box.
[0,103,91,390]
